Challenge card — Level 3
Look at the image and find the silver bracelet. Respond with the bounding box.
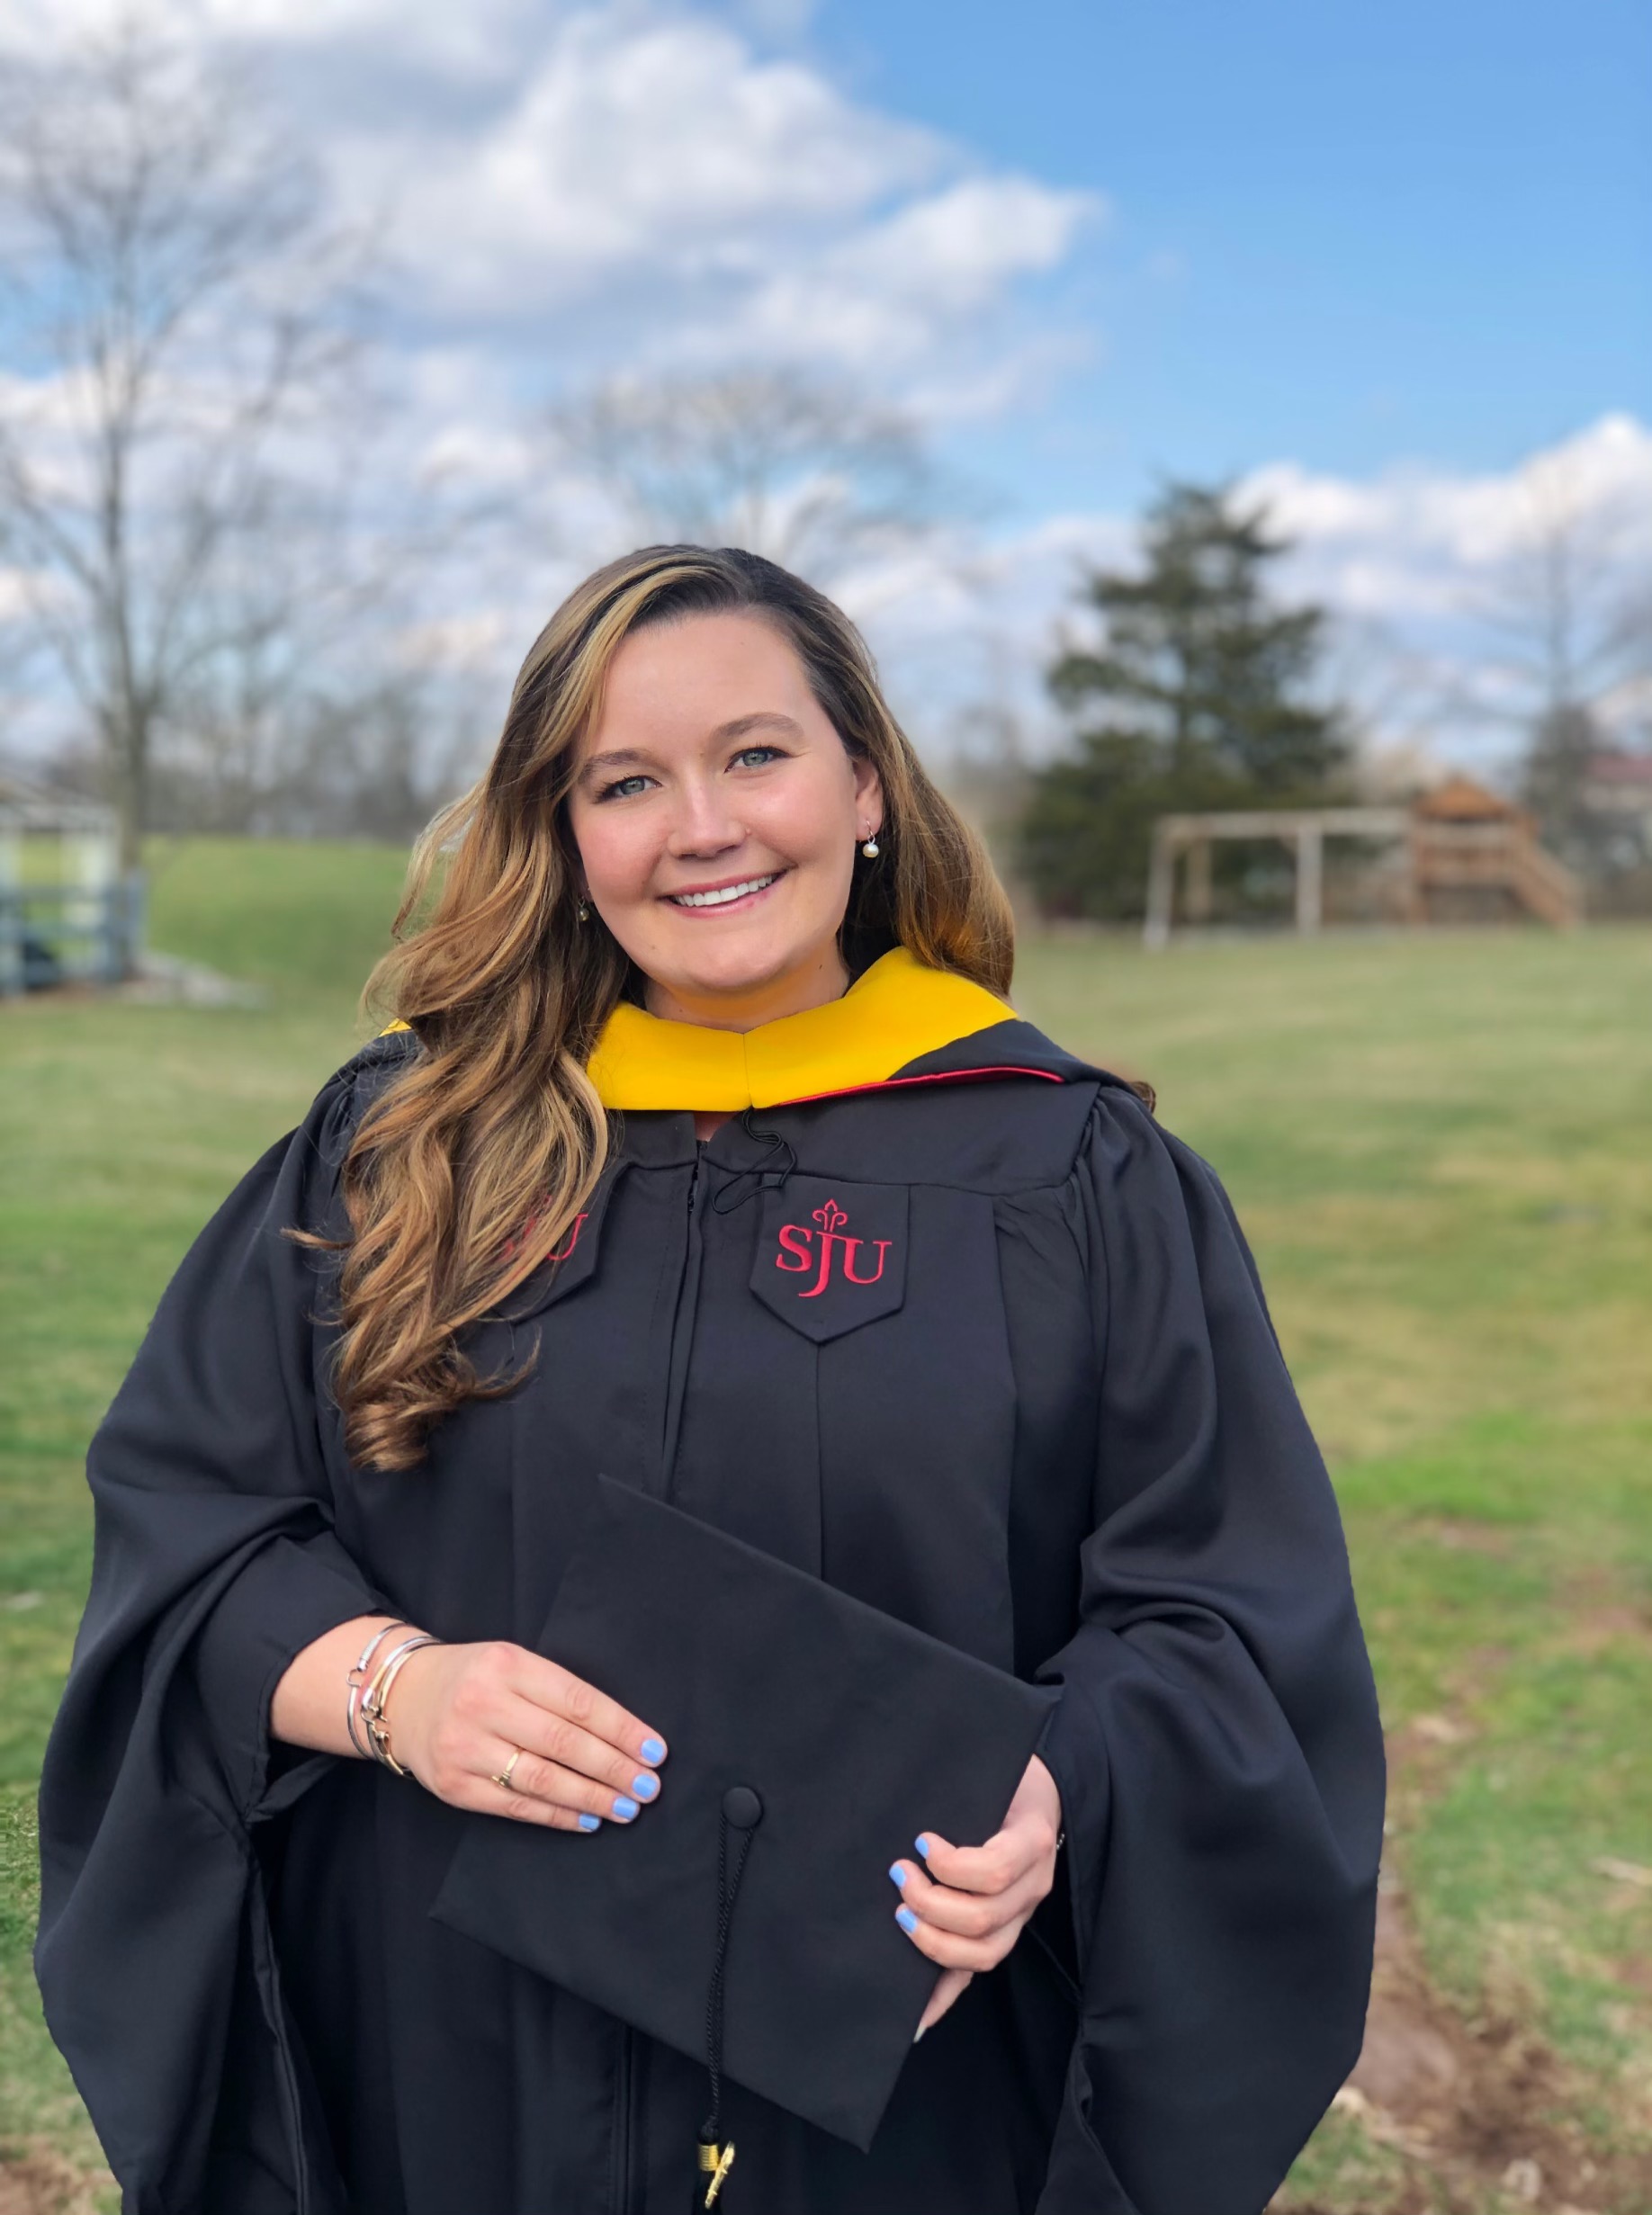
[346,1619,412,1760]
[359,1632,444,1778]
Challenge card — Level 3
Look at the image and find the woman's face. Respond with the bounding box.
[565,611,883,1024]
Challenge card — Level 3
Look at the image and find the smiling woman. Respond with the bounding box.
[35,544,1384,2215]
[566,614,884,1036]
[306,546,1013,1474]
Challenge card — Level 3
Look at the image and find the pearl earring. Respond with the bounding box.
[860,832,880,858]
[576,893,590,924]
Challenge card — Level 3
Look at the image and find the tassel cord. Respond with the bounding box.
[695,1805,758,2208]
[703,1812,756,2142]
[708,1112,796,1215]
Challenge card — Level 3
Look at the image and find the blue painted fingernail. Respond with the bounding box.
[896,1906,919,1935]
[614,1795,640,1820]
[641,1737,666,1764]
[915,1835,930,1859]
[888,1862,906,1888]
[632,1771,660,1800]
[579,1812,600,1832]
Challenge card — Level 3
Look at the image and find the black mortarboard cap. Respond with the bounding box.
[429,1474,1057,2177]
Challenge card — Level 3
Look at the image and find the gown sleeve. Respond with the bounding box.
[1029,1086,1386,2215]
[32,1057,396,2213]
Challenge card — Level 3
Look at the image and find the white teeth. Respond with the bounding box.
[669,874,777,908]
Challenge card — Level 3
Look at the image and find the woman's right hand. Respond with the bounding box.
[383,1640,669,1831]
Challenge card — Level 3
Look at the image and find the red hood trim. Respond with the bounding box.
[772,1063,1066,1109]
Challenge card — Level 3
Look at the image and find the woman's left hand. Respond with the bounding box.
[892,1752,1064,2039]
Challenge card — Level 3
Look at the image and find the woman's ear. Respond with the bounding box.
[851,753,884,835]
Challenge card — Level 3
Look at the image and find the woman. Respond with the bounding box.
[35,545,1384,2215]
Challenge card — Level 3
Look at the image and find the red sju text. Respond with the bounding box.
[774,1198,893,1300]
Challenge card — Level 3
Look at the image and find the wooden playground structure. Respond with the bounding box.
[1143,776,1583,947]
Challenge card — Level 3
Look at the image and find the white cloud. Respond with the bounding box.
[305,9,1102,425]
[706,175,1098,379]
[363,15,941,311]
[0,562,51,622]
[3,0,1108,771]
[824,418,1652,774]
[13,3,1641,794]
[1243,415,1652,608]
[1,0,1103,534]
[897,330,1099,426]
[0,0,539,72]
[3,2,1090,394]
[392,608,515,672]
[828,176,1100,316]
[1226,417,1652,764]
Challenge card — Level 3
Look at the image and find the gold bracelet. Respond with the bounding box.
[346,1619,411,1760]
[359,1633,444,1778]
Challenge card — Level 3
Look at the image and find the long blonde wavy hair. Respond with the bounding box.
[303,544,1018,1471]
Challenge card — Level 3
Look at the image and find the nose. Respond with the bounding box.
[665,774,745,857]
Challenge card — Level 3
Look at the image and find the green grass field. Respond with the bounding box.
[2,839,1649,2213]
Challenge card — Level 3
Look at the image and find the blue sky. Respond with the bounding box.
[806,0,1652,517]
[4,0,1649,772]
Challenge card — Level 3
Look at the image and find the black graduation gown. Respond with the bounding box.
[33,977,1385,2215]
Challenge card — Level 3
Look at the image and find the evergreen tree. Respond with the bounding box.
[1021,481,1351,919]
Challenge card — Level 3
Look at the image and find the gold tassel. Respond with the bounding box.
[697,2138,736,2207]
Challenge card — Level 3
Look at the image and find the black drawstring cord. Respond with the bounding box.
[695,1786,763,2208]
[708,1109,796,1216]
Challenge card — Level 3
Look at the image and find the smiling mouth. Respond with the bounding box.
[665,873,783,910]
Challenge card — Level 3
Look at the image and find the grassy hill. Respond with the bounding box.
[2,843,1649,2211]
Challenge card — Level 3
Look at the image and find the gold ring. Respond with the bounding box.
[490,1747,524,1792]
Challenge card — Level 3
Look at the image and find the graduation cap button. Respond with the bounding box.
[722,1785,763,1830]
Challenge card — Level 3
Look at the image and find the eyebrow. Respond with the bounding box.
[579,712,805,782]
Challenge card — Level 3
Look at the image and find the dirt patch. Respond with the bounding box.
[1420,1519,1517,1559]
[1282,1708,1652,2215]
[0,2144,110,2215]
[1617,1957,1652,2001]
[1278,1690,1652,2215]
[1340,1882,1640,2208]
[1552,1571,1652,1659]
[1556,1605,1652,1659]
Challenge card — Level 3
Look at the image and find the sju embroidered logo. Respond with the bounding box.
[775,1197,893,1299]
[501,1204,588,1268]
[750,1176,907,1342]
[549,1215,588,1263]
[497,1181,609,1322]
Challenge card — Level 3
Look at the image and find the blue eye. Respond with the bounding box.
[593,747,781,802]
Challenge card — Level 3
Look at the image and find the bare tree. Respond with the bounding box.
[546,364,954,583]
[0,17,379,864]
[1448,456,1652,853]
[1472,461,1651,722]
[1316,612,1451,797]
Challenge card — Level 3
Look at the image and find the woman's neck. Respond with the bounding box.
[642,942,850,1035]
